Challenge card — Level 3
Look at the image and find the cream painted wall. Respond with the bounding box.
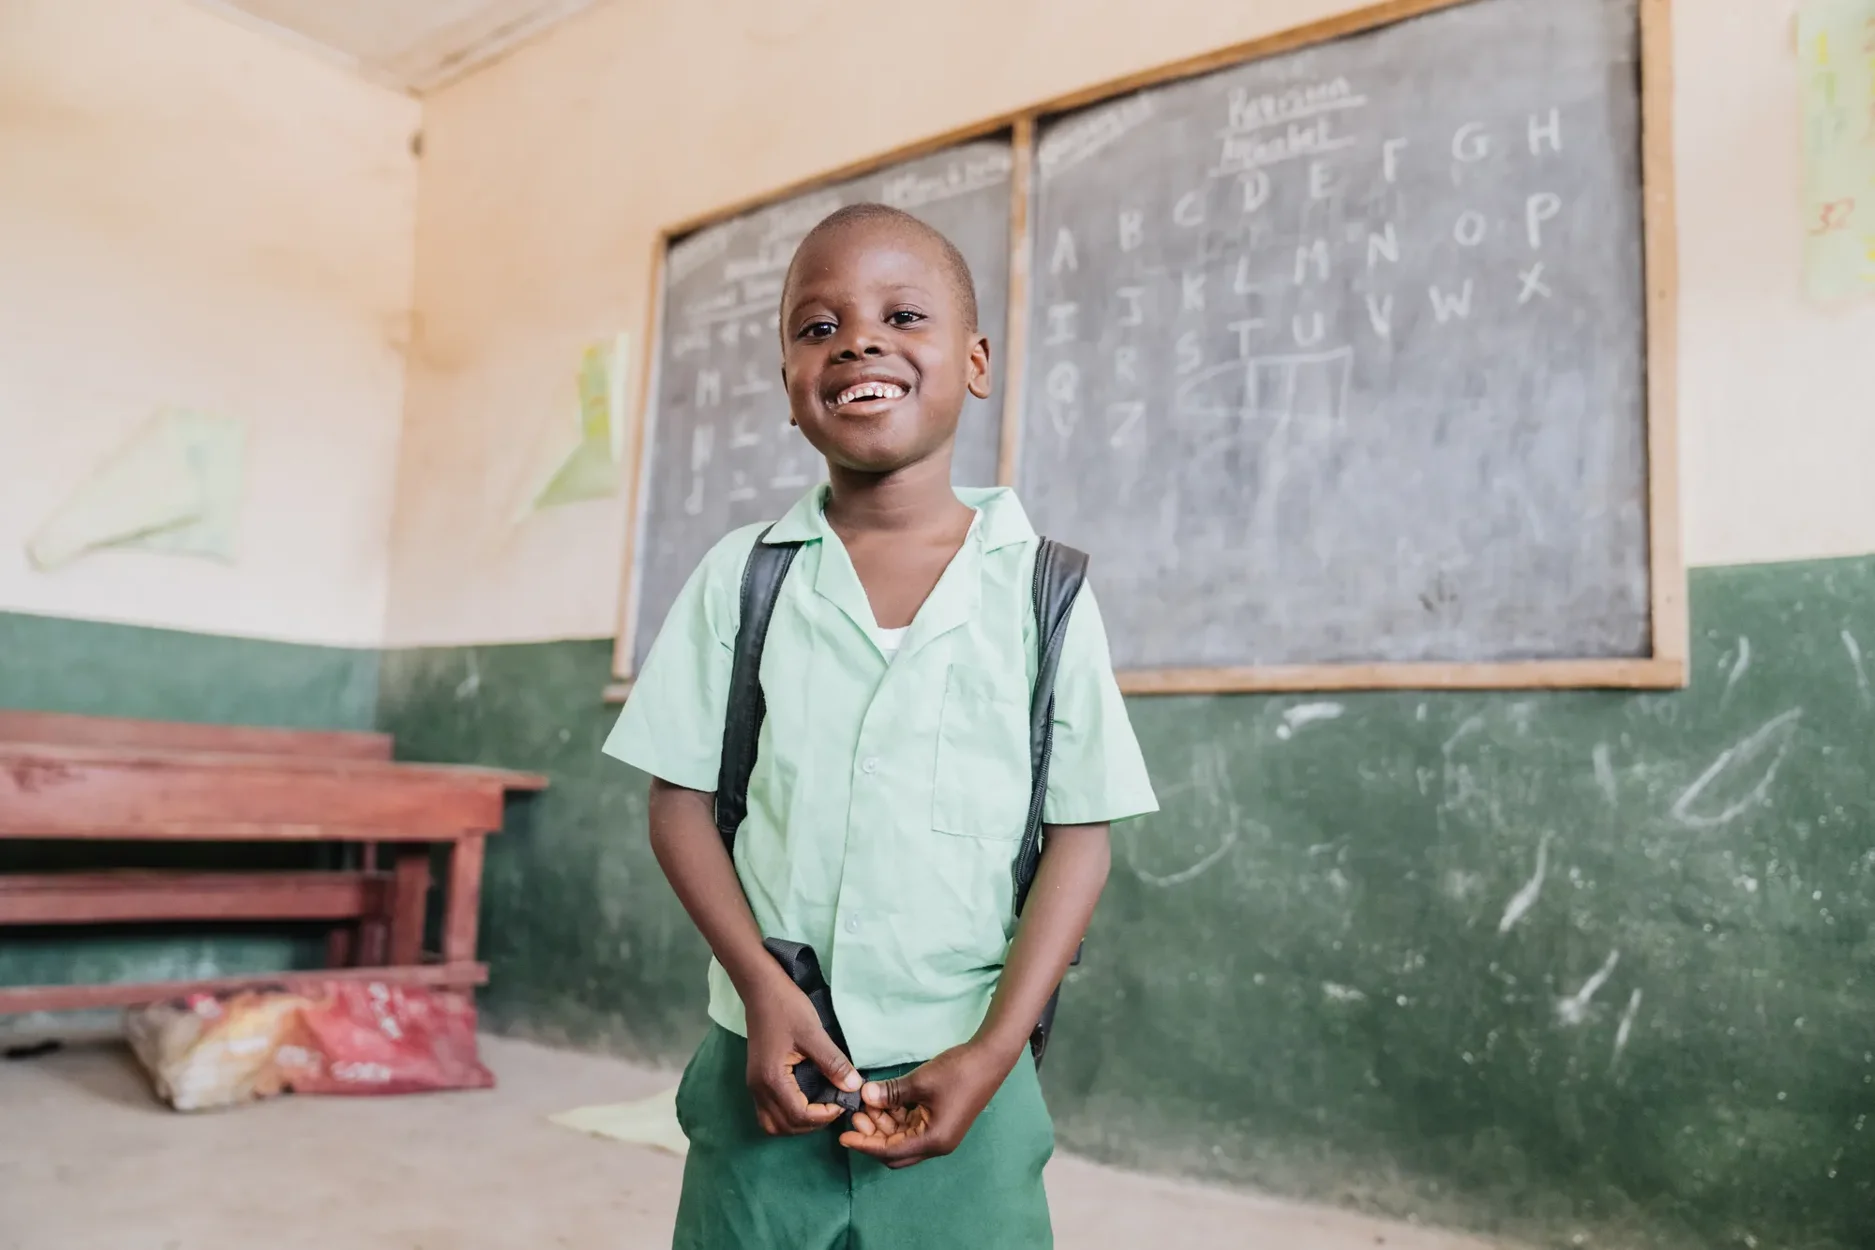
[1676,0,1875,569]
[388,0,1875,647]
[0,0,420,647]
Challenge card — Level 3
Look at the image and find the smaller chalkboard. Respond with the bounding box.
[622,137,1015,674]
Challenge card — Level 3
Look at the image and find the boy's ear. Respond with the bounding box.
[966,333,992,401]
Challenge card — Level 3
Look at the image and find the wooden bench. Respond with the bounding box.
[0,710,546,1015]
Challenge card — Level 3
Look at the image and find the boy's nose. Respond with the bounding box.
[832,331,886,360]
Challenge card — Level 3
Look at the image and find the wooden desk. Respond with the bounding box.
[0,710,546,1015]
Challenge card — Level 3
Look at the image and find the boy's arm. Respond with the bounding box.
[839,820,1110,1168]
[974,822,1112,1062]
[648,778,862,1133]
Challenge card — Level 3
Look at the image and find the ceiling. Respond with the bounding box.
[194,0,609,94]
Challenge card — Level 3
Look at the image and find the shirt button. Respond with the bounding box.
[845,915,861,934]
[861,757,879,775]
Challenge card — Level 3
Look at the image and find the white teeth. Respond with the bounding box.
[836,381,905,405]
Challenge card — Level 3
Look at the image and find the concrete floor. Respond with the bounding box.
[0,1034,1512,1250]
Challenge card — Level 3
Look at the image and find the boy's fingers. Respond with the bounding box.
[862,1071,929,1110]
[840,1128,900,1155]
[839,1126,932,1166]
[760,1071,829,1134]
[800,1034,862,1093]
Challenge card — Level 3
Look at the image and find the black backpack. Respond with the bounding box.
[714,529,1089,1066]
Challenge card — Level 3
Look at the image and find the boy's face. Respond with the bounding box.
[780,220,991,477]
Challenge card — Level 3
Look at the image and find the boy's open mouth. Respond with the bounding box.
[826,374,911,414]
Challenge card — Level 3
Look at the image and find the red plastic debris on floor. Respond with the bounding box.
[126,982,493,1111]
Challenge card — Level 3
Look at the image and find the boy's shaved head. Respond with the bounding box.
[777,200,993,479]
[784,203,979,331]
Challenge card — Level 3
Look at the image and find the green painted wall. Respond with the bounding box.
[379,556,1875,1250]
[0,610,379,725]
[0,609,380,1011]
[375,640,699,1059]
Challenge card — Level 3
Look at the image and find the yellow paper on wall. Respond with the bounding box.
[27,409,246,571]
[1800,0,1875,302]
[522,334,630,516]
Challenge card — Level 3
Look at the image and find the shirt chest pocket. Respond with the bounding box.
[931,664,1031,840]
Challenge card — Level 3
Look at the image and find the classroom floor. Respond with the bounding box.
[0,1033,1512,1250]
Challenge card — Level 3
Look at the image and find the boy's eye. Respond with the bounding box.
[888,309,925,327]
[798,319,835,340]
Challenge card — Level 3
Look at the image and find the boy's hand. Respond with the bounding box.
[742,976,862,1136]
[837,1039,1018,1168]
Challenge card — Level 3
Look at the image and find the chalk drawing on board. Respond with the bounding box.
[1107,401,1147,448]
[1442,714,1486,757]
[1276,701,1344,740]
[1125,827,1242,888]
[1175,347,1353,428]
[1497,830,1553,934]
[1176,348,1353,569]
[454,652,481,701]
[667,226,732,285]
[1556,948,1620,1026]
[1038,96,1156,182]
[1209,78,1371,180]
[1045,362,1082,438]
[758,191,844,246]
[880,148,1015,210]
[1670,709,1803,829]
[1842,629,1871,708]
[1122,742,1247,887]
[1611,987,1643,1070]
[1719,636,1750,709]
[1592,743,1618,806]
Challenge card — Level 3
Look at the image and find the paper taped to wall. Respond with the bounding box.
[1800,0,1875,302]
[520,334,630,516]
[27,409,246,571]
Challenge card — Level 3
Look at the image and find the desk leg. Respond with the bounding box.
[388,847,432,967]
[325,925,356,969]
[442,835,486,966]
[358,913,388,966]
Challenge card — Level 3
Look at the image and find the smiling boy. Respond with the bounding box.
[604,203,1157,1249]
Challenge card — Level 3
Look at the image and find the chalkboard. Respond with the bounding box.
[626,138,1014,671]
[1017,0,1653,675]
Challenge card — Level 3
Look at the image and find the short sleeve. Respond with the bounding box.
[1042,585,1158,825]
[601,530,753,791]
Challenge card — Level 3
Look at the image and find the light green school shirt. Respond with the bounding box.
[603,485,1157,1068]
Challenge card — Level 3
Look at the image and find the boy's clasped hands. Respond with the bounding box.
[744,969,1016,1169]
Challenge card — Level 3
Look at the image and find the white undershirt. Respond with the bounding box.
[871,625,910,659]
[860,512,976,663]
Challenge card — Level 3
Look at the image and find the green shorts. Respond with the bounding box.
[671,1026,1054,1250]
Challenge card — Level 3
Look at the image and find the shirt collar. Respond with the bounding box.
[761,484,1036,551]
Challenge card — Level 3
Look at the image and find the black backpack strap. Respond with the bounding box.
[1015,538,1089,1065]
[714,529,802,851]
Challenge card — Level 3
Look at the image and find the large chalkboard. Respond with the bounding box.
[626,138,1014,671]
[1017,0,1653,675]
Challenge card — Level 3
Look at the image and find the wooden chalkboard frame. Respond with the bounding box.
[608,0,1682,699]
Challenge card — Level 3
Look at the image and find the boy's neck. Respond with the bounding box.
[824,455,973,539]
